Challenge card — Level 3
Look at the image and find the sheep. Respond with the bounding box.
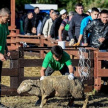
[17,75,88,108]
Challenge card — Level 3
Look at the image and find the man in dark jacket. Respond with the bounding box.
[68,3,88,44]
[32,7,42,30]
[24,12,33,35]
[83,10,108,50]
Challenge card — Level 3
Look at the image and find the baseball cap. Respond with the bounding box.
[60,9,67,15]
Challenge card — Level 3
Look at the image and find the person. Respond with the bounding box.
[50,9,67,39]
[35,45,74,106]
[68,3,88,45]
[43,12,58,38]
[83,9,108,50]
[58,11,74,41]
[86,9,91,16]
[74,7,99,46]
[32,7,42,34]
[24,12,34,35]
[0,8,10,107]
[38,9,55,36]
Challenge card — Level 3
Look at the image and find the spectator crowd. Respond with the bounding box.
[15,3,108,51]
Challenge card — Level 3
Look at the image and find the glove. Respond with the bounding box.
[73,42,80,46]
[40,76,45,80]
[68,73,74,80]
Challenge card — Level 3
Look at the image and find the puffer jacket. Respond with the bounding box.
[83,19,108,49]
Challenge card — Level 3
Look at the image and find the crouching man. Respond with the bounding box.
[35,45,74,106]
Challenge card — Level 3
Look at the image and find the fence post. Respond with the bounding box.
[10,50,20,88]
[40,36,44,58]
[18,47,24,85]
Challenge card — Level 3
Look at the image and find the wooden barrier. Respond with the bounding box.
[1,47,95,96]
[4,34,108,95]
[94,51,108,91]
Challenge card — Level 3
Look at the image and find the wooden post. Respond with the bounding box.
[40,36,44,58]
[10,50,20,88]
[9,0,16,30]
[18,47,24,85]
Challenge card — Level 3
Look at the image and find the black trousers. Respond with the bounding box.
[45,65,69,76]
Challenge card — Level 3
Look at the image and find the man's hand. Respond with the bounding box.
[98,38,105,43]
[48,35,51,38]
[7,52,10,57]
[0,53,5,61]
[68,73,74,80]
[40,76,45,80]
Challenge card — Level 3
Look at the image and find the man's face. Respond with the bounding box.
[53,55,62,61]
[100,13,108,24]
[62,13,67,19]
[28,13,33,19]
[75,6,83,15]
[50,10,54,17]
[34,8,40,14]
[51,14,57,20]
[2,14,9,23]
[91,11,99,20]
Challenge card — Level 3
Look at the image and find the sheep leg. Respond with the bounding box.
[82,95,89,108]
[40,94,47,108]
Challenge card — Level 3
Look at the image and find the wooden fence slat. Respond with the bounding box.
[2,68,18,76]
[19,59,43,67]
[98,69,108,77]
[16,39,40,44]
[23,77,40,80]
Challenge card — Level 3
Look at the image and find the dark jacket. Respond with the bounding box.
[32,13,42,28]
[68,13,88,41]
[83,19,108,49]
[50,16,63,39]
[24,17,33,34]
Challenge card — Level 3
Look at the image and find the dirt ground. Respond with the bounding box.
[1,54,108,108]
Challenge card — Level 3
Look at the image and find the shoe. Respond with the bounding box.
[35,96,41,106]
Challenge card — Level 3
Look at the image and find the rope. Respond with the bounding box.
[78,47,91,82]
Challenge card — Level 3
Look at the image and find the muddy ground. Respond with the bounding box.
[1,54,108,108]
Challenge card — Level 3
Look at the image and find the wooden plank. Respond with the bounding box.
[19,58,93,67]
[2,68,18,76]
[1,85,93,96]
[98,52,108,57]
[16,38,40,44]
[23,77,40,80]
[1,88,18,96]
[18,35,40,38]
[9,51,19,59]
[98,69,108,77]
[19,59,43,67]
[98,58,108,60]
